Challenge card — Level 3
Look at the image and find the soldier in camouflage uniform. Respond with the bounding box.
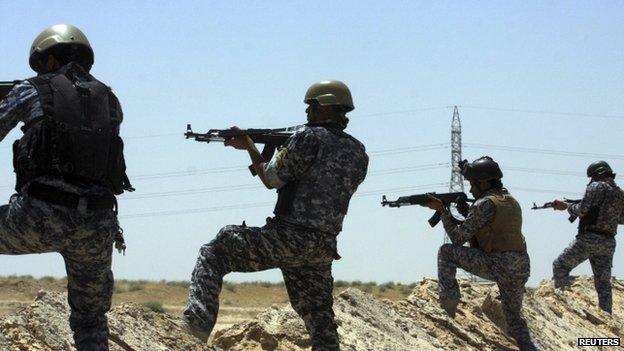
[182,80,368,350]
[0,24,133,350]
[424,156,539,351]
[552,160,624,314]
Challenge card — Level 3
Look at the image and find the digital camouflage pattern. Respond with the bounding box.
[553,179,624,314]
[567,179,624,235]
[0,77,123,351]
[185,125,368,350]
[553,232,615,313]
[264,126,369,234]
[439,189,539,351]
[0,81,42,136]
[184,222,340,350]
[0,195,118,350]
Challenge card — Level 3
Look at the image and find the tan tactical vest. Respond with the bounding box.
[474,191,527,253]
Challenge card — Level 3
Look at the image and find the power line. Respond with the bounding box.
[124,184,260,200]
[367,163,449,176]
[512,186,583,197]
[120,182,450,219]
[505,166,584,177]
[465,143,624,160]
[461,105,624,120]
[125,133,180,139]
[122,164,450,201]
[352,107,449,118]
[369,144,449,157]
[132,165,246,180]
[119,180,586,220]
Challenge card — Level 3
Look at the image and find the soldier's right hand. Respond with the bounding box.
[224,126,254,150]
[456,197,470,217]
[552,199,568,211]
[423,194,445,212]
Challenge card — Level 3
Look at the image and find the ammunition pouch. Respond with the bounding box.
[274,180,299,216]
[578,205,599,235]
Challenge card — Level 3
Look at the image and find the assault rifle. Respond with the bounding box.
[381,192,475,227]
[531,199,581,222]
[185,124,303,175]
[0,81,20,100]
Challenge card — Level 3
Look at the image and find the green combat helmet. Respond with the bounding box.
[29,24,94,72]
[587,160,614,177]
[304,80,354,112]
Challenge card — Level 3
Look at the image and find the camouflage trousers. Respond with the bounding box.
[0,195,118,351]
[438,244,539,351]
[183,220,340,351]
[553,232,616,313]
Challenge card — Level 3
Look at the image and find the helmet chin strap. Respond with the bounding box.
[474,181,493,198]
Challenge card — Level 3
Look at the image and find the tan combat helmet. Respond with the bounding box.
[304,80,354,112]
[29,24,94,72]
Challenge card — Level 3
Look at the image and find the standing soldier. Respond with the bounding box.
[551,161,624,314]
[182,80,368,350]
[0,24,133,350]
[424,156,539,351]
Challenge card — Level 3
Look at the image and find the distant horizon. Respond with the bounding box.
[2,273,611,289]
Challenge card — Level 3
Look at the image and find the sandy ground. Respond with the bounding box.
[0,275,621,350]
[0,276,412,330]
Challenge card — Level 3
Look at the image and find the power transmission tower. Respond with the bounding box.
[450,106,464,194]
[444,106,464,244]
[447,106,477,282]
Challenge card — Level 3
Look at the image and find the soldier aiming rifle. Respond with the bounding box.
[181,80,368,351]
[185,124,303,175]
[551,161,624,314]
[381,192,474,227]
[421,156,540,351]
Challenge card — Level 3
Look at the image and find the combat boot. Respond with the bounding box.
[440,298,460,318]
[175,316,210,343]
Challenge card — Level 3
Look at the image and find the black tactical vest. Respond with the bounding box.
[13,63,132,195]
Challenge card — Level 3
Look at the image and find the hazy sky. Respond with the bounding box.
[0,1,623,286]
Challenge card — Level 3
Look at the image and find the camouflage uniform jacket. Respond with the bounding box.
[263,125,368,234]
[569,179,624,236]
[0,80,117,196]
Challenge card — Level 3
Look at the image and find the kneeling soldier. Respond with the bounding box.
[424,156,539,351]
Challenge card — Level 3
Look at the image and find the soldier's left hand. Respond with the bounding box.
[224,126,254,150]
[423,194,445,212]
[552,199,568,211]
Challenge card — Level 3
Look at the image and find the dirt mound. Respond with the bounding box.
[0,290,220,351]
[1,277,621,350]
[213,276,624,351]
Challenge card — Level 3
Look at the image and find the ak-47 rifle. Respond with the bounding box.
[381,192,474,227]
[0,81,20,101]
[184,124,304,175]
[531,199,582,222]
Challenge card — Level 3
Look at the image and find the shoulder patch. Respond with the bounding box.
[274,147,289,169]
